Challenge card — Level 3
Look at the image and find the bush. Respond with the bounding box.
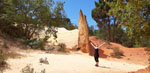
[23,36,49,50]
[46,45,55,51]
[21,64,46,73]
[57,43,67,52]
[39,57,49,64]
[23,38,37,48]
[111,47,124,59]
[21,64,34,73]
[36,40,46,50]
[0,25,24,38]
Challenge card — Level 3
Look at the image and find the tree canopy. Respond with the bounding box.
[0,0,76,39]
[92,0,112,41]
[107,0,150,43]
[91,0,150,47]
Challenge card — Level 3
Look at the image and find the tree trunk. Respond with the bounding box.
[107,16,111,41]
[29,28,36,39]
[24,24,29,39]
[112,18,116,42]
[104,26,107,40]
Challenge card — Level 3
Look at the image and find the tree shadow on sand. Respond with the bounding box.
[99,66,111,69]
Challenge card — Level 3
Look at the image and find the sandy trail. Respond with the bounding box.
[4,51,147,73]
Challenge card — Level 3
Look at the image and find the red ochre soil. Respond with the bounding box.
[89,36,149,66]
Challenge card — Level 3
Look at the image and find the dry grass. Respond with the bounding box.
[0,49,24,72]
[21,64,46,73]
[6,52,24,59]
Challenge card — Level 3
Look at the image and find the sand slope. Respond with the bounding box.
[40,28,78,49]
[4,51,147,73]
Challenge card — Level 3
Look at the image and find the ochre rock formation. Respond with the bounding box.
[78,10,90,53]
[129,67,150,73]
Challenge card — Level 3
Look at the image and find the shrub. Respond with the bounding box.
[111,47,124,59]
[23,37,48,50]
[46,45,55,51]
[21,64,34,73]
[23,38,37,48]
[35,40,46,50]
[57,43,67,52]
[39,57,49,64]
[0,25,24,38]
[21,64,46,73]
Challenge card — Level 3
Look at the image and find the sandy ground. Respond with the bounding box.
[3,51,147,73]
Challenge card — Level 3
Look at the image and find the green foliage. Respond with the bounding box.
[0,0,70,40]
[92,0,120,42]
[114,26,136,47]
[92,0,111,40]
[36,39,46,50]
[0,25,24,38]
[91,25,136,47]
[23,36,49,50]
[111,47,124,59]
[51,1,77,30]
[89,25,95,36]
[57,18,77,30]
[57,43,67,52]
[64,24,77,30]
[107,0,150,43]
[92,0,150,47]
[138,38,150,47]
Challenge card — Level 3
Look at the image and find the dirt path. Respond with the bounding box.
[4,51,147,73]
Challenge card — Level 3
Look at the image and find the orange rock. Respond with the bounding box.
[129,67,150,73]
[78,10,90,53]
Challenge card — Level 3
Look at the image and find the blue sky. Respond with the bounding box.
[55,0,98,28]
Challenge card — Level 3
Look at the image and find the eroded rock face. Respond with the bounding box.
[129,67,150,73]
[78,10,90,53]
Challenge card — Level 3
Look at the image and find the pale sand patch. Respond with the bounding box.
[4,51,147,73]
[40,28,78,49]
